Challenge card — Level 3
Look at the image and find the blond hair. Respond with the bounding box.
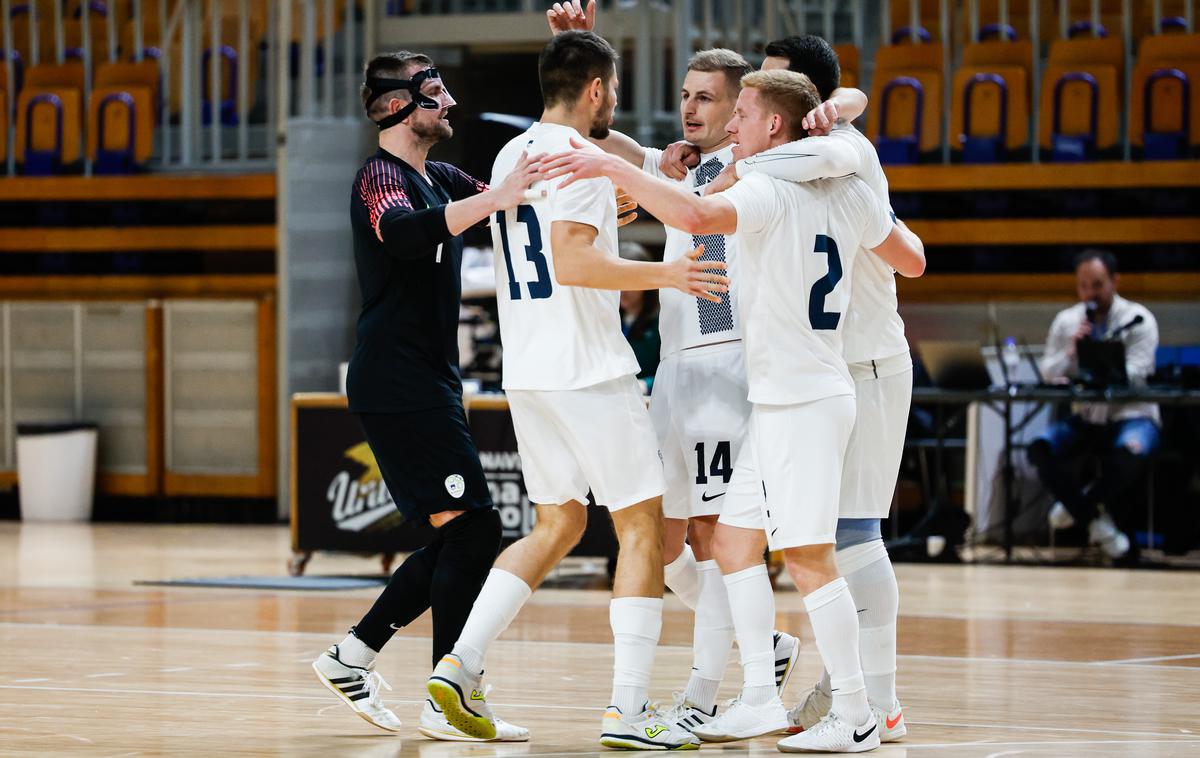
[687,48,754,95]
[739,69,821,140]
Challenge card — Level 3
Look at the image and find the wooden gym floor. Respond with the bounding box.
[1,523,1198,756]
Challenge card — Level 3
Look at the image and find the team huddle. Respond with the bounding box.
[313,1,925,754]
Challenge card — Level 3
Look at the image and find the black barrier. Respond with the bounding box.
[291,396,619,561]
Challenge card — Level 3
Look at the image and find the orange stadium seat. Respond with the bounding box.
[869,42,944,163]
[1039,37,1123,160]
[15,85,83,173]
[88,84,153,172]
[1131,34,1200,159]
[1041,0,1153,43]
[25,60,85,93]
[952,40,1032,161]
[889,0,950,43]
[834,44,859,90]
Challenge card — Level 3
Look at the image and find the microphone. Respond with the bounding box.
[1109,314,1145,340]
[1081,300,1101,341]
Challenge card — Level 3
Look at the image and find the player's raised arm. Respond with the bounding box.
[734,131,860,184]
[589,128,649,168]
[543,137,737,235]
[868,217,926,278]
[373,151,545,255]
[551,220,727,302]
[803,87,867,135]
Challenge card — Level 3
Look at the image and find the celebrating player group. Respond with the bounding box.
[313,0,925,753]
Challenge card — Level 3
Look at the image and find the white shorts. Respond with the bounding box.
[651,342,753,520]
[841,353,913,519]
[507,374,665,511]
[719,394,856,550]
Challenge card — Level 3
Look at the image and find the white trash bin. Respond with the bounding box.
[16,422,99,522]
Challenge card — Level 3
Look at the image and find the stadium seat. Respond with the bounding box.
[15,86,83,174]
[952,40,1032,161]
[25,60,86,94]
[88,84,153,172]
[1039,37,1123,161]
[1132,34,1200,159]
[889,0,950,42]
[834,44,859,90]
[869,42,944,163]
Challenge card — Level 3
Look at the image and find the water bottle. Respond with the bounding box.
[1002,337,1021,381]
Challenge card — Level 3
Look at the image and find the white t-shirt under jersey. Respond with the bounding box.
[720,172,893,406]
[490,122,640,391]
[737,125,909,367]
[641,144,741,358]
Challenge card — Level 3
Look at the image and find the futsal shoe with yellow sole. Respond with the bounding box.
[599,704,701,750]
[419,698,530,742]
[776,711,880,753]
[311,645,402,732]
[426,653,496,740]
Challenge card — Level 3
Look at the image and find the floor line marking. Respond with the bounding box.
[1,683,1199,742]
[1097,652,1200,665]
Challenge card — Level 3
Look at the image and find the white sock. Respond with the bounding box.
[684,559,734,711]
[339,631,376,669]
[610,596,663,716]
[450,569,532,674]
[722,563,775,703]
[804,577,870,725]
[837,539,899,708]
[664,542,701,610]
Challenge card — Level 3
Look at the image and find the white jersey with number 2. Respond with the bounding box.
[720,172,894,405]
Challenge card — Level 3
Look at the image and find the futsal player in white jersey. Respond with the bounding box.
[544,69,923,752]
[710,37,924,743]
[426,31,726,751]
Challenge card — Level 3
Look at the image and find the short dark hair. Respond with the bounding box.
[361,51,433,118]
[687,48,754,97]
[1074,248,1118,276]
[539,31,618,109]
[763,35,840,100]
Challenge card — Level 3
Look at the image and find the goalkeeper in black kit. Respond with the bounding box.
[311,50,543,742]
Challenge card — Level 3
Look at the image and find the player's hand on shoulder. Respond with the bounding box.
[493,150,548,209]
[547,0,595,34]
[703,163,739,195]
[543,137,615,188]
[802,100,839,136]
[660,140,701,180]
[616,188,638,227]
[667,243,729,304]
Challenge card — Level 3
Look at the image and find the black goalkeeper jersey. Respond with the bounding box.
[346,148,488,413]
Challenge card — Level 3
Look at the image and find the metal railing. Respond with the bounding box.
[1,0,370,175]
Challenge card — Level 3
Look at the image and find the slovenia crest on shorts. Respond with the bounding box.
[444,474,466,499]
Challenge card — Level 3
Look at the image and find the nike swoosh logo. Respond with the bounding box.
[886,713,902,730]
[700,492,725,502]
[853,724,877,743]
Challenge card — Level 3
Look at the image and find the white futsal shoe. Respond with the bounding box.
[786,685,832,733]
[660,691,717,734]
[1089,511,1131,558]
[1047,501,1076,531]
[690,696,788,742]
[776,711,880,753]
[599,704,700,750]
[872,700,907,742]
[774,631,801,695]
[426,653,496,740]
[311,645,402,732]
[418,697,530,742]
